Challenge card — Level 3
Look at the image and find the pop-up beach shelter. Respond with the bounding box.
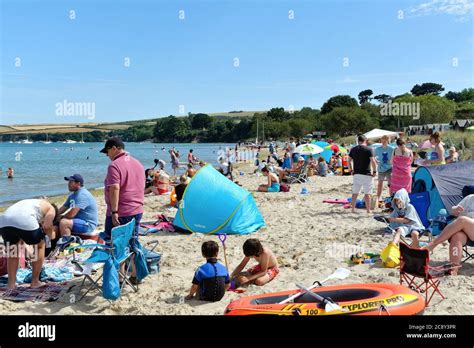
[412,161,474,219]
[173,165,265,235]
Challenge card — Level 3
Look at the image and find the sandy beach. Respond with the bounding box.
[0,158,473,316]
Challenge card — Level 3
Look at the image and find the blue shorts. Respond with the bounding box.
[104,213,142,240]
[72,218,96,234]
[267,183,280,192]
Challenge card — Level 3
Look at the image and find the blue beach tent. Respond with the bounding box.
[412,161,474,220]
[173,165,265,235]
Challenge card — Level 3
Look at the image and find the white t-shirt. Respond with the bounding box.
[455,194,474,219]
[289,142,296,155]
[0,199,43,230]
[219,162,230,175]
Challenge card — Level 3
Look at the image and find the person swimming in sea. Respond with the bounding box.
[7,167,14,179]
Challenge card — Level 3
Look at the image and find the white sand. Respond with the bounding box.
[1,163,473,315]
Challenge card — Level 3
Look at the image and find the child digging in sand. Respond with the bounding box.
[230,238,279,287]
[185,241,230,301]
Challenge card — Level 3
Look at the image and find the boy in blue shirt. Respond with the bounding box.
[186,241,230,301]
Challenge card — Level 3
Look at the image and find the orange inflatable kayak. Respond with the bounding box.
[225,283,425,316]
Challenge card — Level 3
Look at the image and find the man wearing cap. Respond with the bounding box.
[56,174,98,236]
[100,137,144,239]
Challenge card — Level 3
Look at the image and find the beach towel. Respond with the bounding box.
[0,264,74,285]
[0,282,68,302]
[390,155,412,195]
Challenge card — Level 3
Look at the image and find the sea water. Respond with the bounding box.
[0,142,236,205]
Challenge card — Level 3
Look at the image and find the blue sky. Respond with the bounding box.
[1,0,473,125]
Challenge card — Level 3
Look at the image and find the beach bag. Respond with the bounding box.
[145,249,162,274]
[380,242,400,268]
[103,256,121,300]
[280,183,290,192]
[131,239,150,282]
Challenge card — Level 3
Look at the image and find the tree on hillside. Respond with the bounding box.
[191,113,212,130]
[294,107,320,120]
[320,95,358,114]
[393,94,456,125]
[455,102,474,119]
[266,107,290,122]
[154,116,190,142]
[358,89,373,104]
[445,88,474,103]
[410,83,444,96]
[373,94,392,103]
[319,107,375,137]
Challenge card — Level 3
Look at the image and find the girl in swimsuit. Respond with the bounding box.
[258,166,280,192]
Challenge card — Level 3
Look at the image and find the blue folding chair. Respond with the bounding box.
[71,219,138,301]
[408,191,433,243]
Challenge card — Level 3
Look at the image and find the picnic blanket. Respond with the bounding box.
[0,282,69,302]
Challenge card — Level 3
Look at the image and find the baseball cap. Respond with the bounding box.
[100,137,124,153]
[64,174,84,185]
[298,156,305,161]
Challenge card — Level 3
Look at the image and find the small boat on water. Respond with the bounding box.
[225,283,425,316]
[40,134,52,144]
[63,139,77,144]
[20,137,34,144]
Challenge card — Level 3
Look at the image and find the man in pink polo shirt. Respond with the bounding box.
[100,137,145,283]
[101,137,145,234]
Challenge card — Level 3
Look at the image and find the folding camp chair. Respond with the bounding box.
[286,163,308,184]
[399,242,460,306]
[71,219,138,302]
[407,192,432,243]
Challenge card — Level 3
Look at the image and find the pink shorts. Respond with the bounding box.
[247,265,280,282]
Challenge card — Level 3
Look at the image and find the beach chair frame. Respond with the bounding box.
[286,163,308,184]
[462,241,474,263]
[399,242,460,306]
[71,220,138,302]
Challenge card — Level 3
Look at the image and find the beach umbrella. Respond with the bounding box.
[312,141,329,148]
[311,141,332,162]
[295,143,324,155]
[338,146,348,154]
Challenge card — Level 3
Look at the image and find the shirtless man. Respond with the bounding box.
[230,238,279,286]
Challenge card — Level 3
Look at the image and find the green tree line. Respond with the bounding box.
[2,84,473,142]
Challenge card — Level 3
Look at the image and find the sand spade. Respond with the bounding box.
[217,234,229,271]
[279,267,350,305]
